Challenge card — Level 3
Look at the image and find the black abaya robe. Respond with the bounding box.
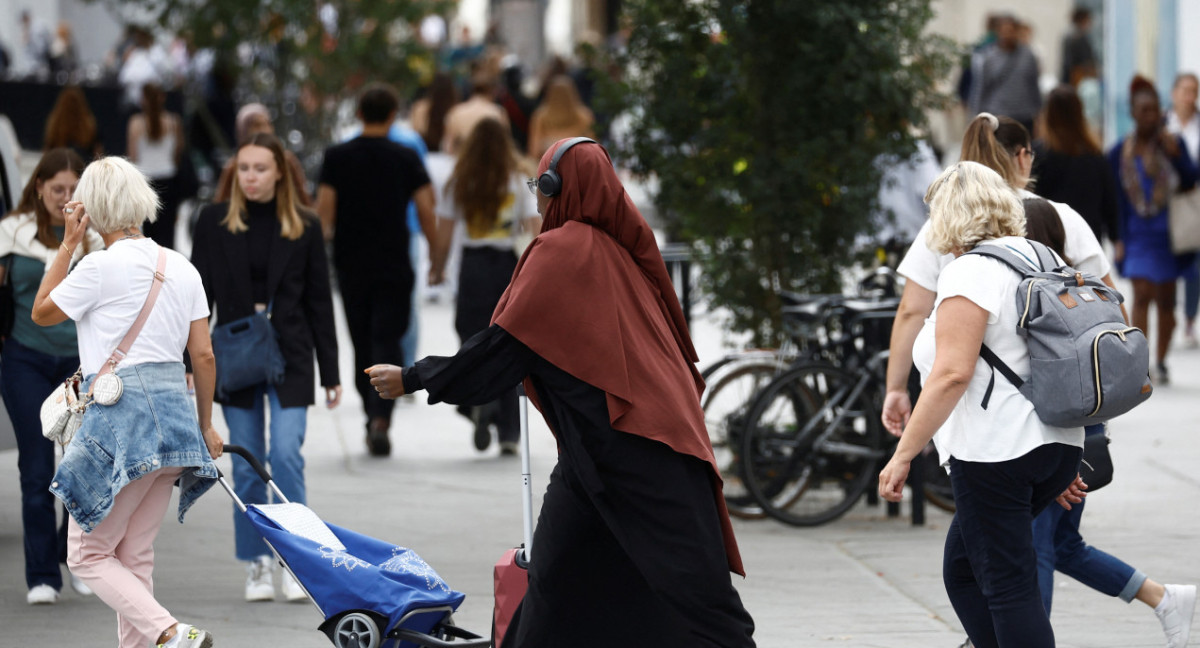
[402,325,756,648]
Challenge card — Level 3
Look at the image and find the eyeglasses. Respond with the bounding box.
[526,178,538,196]
[1022,147,1036,164]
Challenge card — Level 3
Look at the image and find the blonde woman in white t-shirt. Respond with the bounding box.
[878,161,1084,648]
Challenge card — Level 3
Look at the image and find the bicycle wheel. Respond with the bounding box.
[701,355,787,519]
[740,363,886,527]
[921,442,956,513]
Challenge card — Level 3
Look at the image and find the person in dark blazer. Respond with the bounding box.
[190,132,341,603]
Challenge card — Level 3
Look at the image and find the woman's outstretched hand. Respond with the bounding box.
[365,365,406,400]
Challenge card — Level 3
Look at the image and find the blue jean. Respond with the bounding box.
[1031,425,1144,615]
[944,443,1081,648]
[222,384,308,561]
[0,337,79,589]
[1184,264,1199,322]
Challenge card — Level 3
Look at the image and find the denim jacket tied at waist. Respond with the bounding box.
[50,361,218,533]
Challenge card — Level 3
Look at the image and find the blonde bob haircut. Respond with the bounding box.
[924,161,1025,255]
[74,156,160,235]
[224,132,306,241]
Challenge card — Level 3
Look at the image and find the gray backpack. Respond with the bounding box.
[966,241,1153,428]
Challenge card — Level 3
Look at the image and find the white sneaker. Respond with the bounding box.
[244,555,275,601]
[155,622,214,648]
[26,584,59,605]
[280,568,307,602]
[69,572,93,596]
[1156,583,1196,648]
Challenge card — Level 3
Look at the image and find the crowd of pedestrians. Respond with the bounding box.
[2,5,1199,648]
[881,8,1200,647]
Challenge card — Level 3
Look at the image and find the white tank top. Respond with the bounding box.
[137,124,177,179]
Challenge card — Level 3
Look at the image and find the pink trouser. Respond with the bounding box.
[67,467,182,648]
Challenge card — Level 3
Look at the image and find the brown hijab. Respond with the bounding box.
[492,139,743,575]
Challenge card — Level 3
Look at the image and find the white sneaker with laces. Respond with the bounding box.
[69,572,93,596]
[26,584,59,605]
[280,568,307,602]
[156,622,214,648]
[244,555,275,601]
[1156,583,1196,648]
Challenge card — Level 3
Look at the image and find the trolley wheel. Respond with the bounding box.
[332,612,382,648]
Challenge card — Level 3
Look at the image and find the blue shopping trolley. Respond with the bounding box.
[218,445,491,648]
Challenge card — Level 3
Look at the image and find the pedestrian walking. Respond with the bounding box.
[430,117,537,454]
[1167,72,1200,348]
[214,103,313,207]
[1108,75,1199,384]
[879,161,1085,648]
[42,85,103,161]
[884,112,1115,443]
[1033,85,1119,245]
[316,83,438,456]
[0,148,103,605]
[127,83,185,249]
[31,156,223,648]
[526,75,594,160]
[191,132,341,602]
[1022,197,1196,648]
[967,14,1042,135]
[366,137,756,648]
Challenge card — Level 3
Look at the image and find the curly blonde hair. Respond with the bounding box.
[924,161,1025,255]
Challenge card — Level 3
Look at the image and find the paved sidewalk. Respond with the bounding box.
[1,295,1197,647]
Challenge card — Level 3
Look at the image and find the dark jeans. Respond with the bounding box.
[0,337,79,589]
[338,270,411,422]
[944,442,1081,648]
[456,247,519,443]
[1031,426,1143,615]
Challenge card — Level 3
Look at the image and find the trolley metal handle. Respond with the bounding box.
[217,443,290,512]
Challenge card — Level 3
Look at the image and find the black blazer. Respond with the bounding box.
[191,202,339,409]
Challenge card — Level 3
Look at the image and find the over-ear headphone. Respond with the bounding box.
[536,137,597,197]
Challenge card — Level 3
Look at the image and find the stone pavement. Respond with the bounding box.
[1,292,1198,647]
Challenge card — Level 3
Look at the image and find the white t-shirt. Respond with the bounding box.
[912,237,1083,464]
[437,173,536,250]
[51,238,209,376]
[897,189,1111,292]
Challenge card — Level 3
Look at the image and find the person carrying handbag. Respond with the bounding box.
[190,132,341,603]
[30,156,223,648]
[0,148,103,605]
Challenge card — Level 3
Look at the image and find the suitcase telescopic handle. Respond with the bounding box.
[518,385,534,564]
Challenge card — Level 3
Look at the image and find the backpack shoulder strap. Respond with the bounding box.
[1024,239,1062,271]
[978,343,1025,409]
[964,243,1039,275]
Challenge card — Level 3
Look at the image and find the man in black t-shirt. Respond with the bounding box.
[317,83,439,457]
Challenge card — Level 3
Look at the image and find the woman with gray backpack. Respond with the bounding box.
[879,161,1086,647]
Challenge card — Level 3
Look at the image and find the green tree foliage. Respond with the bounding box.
[606,0,955,343]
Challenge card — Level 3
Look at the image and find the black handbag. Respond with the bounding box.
[0,256,15,351]
[211,307,286,398]
[1080,432,1113,492]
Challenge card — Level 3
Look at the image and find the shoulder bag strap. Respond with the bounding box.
[97,247,168,377]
